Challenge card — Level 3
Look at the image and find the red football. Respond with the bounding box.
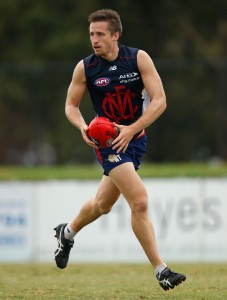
[87,117,119,148]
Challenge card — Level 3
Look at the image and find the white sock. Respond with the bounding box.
[64,223,76,241]
[155,263,167,276]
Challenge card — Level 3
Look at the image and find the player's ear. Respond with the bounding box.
[113,32,119,41]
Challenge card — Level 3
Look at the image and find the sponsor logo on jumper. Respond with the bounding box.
[102,85,138,122]
[109,65,117,71]
[119,72,138,79]
[94,78,111,87]
[119,72,140,84]
[107,154,122,163]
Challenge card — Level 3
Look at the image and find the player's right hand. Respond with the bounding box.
[80,125,98,149]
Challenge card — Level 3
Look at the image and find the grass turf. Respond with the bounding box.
[0,263,226,299]
[0,162,227,180]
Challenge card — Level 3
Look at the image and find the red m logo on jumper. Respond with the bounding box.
[102,86,138,122]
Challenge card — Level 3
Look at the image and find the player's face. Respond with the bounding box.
[89,21,119,58]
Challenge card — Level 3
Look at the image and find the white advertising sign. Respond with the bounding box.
[0,182,33,261]
[0,179,226,263]
[147,179,227,262]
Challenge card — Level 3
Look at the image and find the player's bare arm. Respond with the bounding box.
[132,50,167,131]
[65,60,97,148]
[112,50,166,153]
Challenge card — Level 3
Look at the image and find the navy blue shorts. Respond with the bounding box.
[94,132,147,175]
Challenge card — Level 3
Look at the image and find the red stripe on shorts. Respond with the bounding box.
[95,148,103,164]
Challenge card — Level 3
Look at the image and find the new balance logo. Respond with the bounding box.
[107,154,122,163]
[109,65,117,71]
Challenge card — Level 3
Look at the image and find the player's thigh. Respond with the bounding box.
[109,162,148,209]
[95,175,121,209]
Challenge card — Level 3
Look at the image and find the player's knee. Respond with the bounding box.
[94,200,112,215]
[131,197,148,214]
[100,204,112,215]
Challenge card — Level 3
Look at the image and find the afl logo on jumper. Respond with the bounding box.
[94,78,111,87]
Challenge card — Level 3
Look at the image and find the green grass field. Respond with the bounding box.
[0,263,226,299]
[0,162,227,180]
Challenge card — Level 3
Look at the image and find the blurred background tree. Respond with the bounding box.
[0,0,226,165]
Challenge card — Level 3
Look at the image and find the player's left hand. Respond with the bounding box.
[112,123,135,153]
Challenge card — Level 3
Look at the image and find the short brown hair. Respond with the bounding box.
[88,9,123,37]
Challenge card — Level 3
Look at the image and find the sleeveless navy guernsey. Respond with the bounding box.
[83,45,144,126]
